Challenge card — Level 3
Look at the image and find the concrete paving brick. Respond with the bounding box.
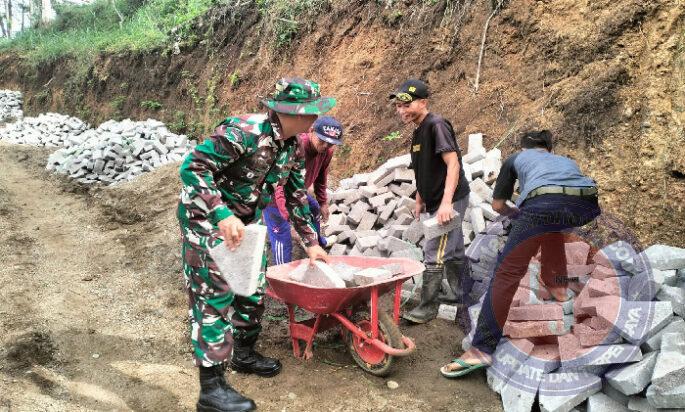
[362,247,382,257]
[356,235,381,251]
[392,167,414,183]
[586,392,631,412]
[393,205,412,219]
[603,381,630,406]
[353,267,392,286]
[641,317,685,352]
[503,320,568,338]
[646,383,685,409]
[606,351,659,395]
[324,224,351,237]
[480,202,499,220]
[592,264,621,279]
[394,213,414,226]
[437,304,458,321]
[329,243,348,256]
[369,191,395,209]
[378,236,411,254]
[402,219,424,244]
[468,133,484,153]
[650,332,685,393]
[390,246,423,261]
[644,244,685,270]
[469,206,486,233]
[388,224,408,238]
[500,361,541,412]
[565,242,591,266]
[421,214,460,240]
[627,269,664,301]
[656,285,685,317]
[347,201,370,225]
[508,304,564,321]
[561,343,641,372]
[538,372,601,412]
[469,178,494,202]
[356,211,379,231]
[588,278,621,297]
[463,147,486,164]
[598,300,674,345]
[378,199,398,224]
[573,323,623,347]
[208,224,266,296]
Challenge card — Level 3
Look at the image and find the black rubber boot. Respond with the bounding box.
[439,260,465,303]
[230,335,282,377]
[402,266,443,324]
[197,365,256,412]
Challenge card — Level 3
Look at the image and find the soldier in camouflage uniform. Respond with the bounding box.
[177,77,335,412]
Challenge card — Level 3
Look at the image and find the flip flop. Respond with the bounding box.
[536,272,571,302]
[440,358,487,378]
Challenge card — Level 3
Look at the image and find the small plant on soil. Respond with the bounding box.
[140,100,163,110]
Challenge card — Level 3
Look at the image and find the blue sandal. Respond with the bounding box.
[440,359,488,378]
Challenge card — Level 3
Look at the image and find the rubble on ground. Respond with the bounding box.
[46,118,194,185]
[0,90,23,123]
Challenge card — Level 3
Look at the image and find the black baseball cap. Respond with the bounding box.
[389,79,430,102]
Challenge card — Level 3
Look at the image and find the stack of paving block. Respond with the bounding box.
[0,90,23,123]
[324,133,504,259]
[0,112,89,146]
[468,242,685,412]
[46,118,194,185]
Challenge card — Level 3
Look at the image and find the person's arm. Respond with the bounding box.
[414,191,425,220]
[491,154,520,218]
[314,150,333,222]
[432,120,461,224]
[436,151,459,224]
[179,127,247,249]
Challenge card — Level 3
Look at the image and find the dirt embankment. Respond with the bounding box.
[1,0,684,247]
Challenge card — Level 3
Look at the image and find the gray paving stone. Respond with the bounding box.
[538,372,601,412]
[646,383,685,409]
[356,211,379,231]
[586,392,630,412]
[421,214,460,240]
[347,202,370,225]
[606,351,659,395]
[596,299,674,345]
[650,332,685,393]
[642,317,685,352]
[656,285,685,317]
[353,267,392,286]
[644,244,685,270]
[208,224,267,296]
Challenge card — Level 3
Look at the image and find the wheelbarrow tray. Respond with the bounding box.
[266,256,425,314]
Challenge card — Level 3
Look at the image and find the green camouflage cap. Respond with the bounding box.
[261,77,336,115]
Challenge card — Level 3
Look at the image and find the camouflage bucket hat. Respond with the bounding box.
[262,77,336,115]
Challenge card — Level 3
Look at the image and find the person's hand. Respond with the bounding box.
[306,245,330,266]
[506,206,521,219]
[436,202,455,225]
[217,216,245,251]
[320,203,330,223]
[413,199,425,220]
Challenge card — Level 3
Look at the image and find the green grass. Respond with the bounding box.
[0,0,219,65]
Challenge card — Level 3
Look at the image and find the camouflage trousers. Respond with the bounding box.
[178,203,267,367]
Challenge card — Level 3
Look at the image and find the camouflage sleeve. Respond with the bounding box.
[179,128,246,226]
[284,156,319,247]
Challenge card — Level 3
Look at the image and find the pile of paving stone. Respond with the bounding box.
[0,90,23,122]
[0,112,89,146]
[325,133,503,259]
[46,118,194,185]
[462,241,685,411]
[323,133,508,319]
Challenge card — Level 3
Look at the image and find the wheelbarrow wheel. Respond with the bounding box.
[345,311,404,377]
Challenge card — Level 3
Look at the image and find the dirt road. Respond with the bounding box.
[0,143,502,411]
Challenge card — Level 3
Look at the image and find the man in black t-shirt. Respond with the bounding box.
[390,79,471,324]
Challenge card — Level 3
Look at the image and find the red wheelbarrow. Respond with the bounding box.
[266,256,424,376]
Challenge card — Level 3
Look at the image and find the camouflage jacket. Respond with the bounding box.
[179,113,318,247]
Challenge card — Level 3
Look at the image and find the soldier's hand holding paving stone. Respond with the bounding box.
[218,215,245,251]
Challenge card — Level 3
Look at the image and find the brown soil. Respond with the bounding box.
[0,143,502,410]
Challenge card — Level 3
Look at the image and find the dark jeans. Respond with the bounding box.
[471,194,601,354]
